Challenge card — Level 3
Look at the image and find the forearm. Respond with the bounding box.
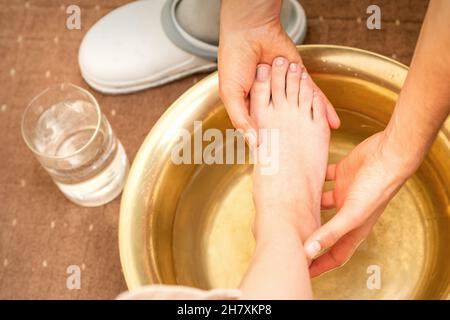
[220,0,282,32]
[384,0,450,174]
[239,208,313,300]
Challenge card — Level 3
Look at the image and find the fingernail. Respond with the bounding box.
[289,63,298,72]
[275,57,285,66]
[305,241,321,259]
[301,69,308,80]
[256,66,269,81]
[244,131,257,150]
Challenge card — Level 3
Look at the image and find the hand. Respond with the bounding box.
[303,130,416,277]
[218,0,340,148]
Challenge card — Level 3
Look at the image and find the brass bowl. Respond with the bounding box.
[119,45,450,299]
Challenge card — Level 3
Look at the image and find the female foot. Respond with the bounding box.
[250,57,330,241]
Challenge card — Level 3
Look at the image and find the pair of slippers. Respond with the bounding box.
[78,0,307,94]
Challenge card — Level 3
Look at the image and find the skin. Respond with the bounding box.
[239,59,330,299]
[218,0,340,149]
[304,0,450,276]
[219,0,450,278]
[124,0,450,301]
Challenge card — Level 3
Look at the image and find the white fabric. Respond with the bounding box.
[116,285,242,300]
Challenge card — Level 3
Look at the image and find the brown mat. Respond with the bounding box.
[0,0,428,299]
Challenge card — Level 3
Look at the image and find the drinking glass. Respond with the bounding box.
[21,83,129,207]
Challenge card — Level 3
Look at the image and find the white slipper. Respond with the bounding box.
[78,0,307,95]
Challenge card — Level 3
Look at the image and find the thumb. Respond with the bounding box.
[304,201,366,259]
[222,94,258,149]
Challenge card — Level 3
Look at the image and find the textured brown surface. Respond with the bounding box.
[0,0,428,299]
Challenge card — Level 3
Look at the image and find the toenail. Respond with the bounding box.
[256,65,269,81]
[275,57,285,66]
[301,70,308,80]
[289,63,298,72]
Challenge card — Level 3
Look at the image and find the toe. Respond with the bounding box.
[286,63,300,106]
[299,69,314,118]
[271,57,289,107]
[250,64,271,117]
[312,91,327,122]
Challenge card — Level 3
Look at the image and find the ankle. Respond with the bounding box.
[254,215,303,244]
[253,203,319,242]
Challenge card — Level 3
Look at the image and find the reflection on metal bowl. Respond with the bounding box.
[119,45,450,299]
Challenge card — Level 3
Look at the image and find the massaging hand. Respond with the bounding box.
[303,130,416,277]
[218,0,340,148]
[304,0,450,277]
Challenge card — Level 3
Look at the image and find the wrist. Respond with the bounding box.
[382,122,425,179]
[220,0,282,33]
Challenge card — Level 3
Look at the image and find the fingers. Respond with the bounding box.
[321,190,335,209]
[312,90,327,121]
[309,231,365,278]
[310,81,340,129]
[303,214,349,260]
[218,44,260,149]
[250,64,272,109]
[325,99,341,129]
[221,92,258,150]
[304,200,366,259]
[321,164,336,208]
[326,164,336,181]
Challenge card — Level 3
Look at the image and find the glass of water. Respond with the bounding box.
[21,83,129,207]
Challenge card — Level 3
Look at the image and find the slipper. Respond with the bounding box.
[78,0,308,95]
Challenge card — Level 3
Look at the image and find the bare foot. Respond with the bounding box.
[250,57,330,241]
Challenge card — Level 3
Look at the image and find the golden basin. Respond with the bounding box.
[119,45,450,299]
